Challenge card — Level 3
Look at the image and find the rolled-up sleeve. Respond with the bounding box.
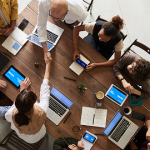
[36,79,50,113]
[37,0,49,42]
[84,22,96,34]
[10,0,19,20]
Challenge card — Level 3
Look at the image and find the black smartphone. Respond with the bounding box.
[132,111,146,121]
[131,94,139,104]
[18,19,29,31]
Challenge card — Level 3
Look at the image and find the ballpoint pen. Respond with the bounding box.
[0,51,13,59]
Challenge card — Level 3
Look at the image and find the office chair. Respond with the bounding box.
[83,0,94,14]
[121,39,150,58]
[0,130,46,150]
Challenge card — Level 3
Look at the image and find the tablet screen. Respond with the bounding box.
[3,66,25,88]
[106,85,127,105]
[83,133,96,143]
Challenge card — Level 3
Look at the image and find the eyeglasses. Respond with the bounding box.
[49,10,67,21]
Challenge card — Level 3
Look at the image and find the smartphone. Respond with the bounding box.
[83,132,96,143]
[76,57,87,68]
[18,19,29,31]
[131,94,139,104]
[132,111,146,121]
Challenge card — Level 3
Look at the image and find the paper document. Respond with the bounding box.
[69,54,90,75]
[2,27,28,55]
[81,107,107,128]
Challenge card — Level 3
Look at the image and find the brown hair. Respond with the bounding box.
[102,15,124,38]
[15,90,37,126]
[133,59,150,81]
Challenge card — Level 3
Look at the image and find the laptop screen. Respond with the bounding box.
[104,112,122,136]
[51,87,73,108]
[107,85,127,105]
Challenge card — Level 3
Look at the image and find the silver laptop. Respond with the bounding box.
[103,111,139,149]
[30,21,64,51]
[47,86,74,125]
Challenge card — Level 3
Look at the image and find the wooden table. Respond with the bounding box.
[0,0,150,149]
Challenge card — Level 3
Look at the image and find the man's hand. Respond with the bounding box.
[20,77,31,92]
[3,27,15,36]
[121,80,131,91]
[77,141,84,149]
[68,144,78,150]
[45,55,52,64]
[73,50,80,61]
[85,63,97,71]
[71,21,80,27]
[44,51,52,61]
[0,80,7,89]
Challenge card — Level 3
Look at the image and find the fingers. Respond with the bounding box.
[0,80,7,88]
[24,77,31,85]
[85,64,92,71]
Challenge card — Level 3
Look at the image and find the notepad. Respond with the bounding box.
[2,27,28,55]
[81,107,107,128]
[69,54,90,75]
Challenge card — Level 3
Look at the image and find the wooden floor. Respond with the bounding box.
[0,0,150,149]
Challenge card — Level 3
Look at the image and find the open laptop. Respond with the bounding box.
[47,86,74,125]
[29,21,64,51]
[103,111,139,149]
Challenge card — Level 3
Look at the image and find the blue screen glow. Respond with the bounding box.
[107,86,126,104]
[51,87,73,108]
[83,133,96,143]
[104,112,122,136]
[5,67,25,87]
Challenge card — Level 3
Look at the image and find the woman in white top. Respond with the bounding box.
[5,55,52,143]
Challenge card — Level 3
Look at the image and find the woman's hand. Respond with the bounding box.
[85,63,97,71]
[0,80,7,89]
[20,77,31,92]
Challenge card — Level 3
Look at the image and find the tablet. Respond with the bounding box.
[3,65,25,89]
[105,84,128,106]
[83,132,96,143]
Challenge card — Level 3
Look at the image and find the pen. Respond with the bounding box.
[64,77,76,81]
[1,51,13,59]
[63,112,71,123]
[95,133,104,136]
[93,114,95,124]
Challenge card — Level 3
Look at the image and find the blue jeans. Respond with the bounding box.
[0,106,11,117]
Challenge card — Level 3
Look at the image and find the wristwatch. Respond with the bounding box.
[120,78,124,82]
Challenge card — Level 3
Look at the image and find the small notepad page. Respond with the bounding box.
[81,107,107,128]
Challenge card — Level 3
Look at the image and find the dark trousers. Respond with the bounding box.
[83,34,115,60]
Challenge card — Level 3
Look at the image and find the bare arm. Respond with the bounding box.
[73,25,85,61]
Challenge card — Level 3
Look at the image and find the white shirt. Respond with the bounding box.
[37,0,88,42]
[5,79,50,144]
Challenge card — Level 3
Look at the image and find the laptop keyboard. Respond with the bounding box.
[110,119,131,142]
[34,29,58,43]
[49,97,67,117]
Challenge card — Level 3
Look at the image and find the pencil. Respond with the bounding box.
[63,112,71,123]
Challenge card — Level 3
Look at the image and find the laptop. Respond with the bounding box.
[47,86,74,125]
[103,111,139,149]
[30,21,64,51]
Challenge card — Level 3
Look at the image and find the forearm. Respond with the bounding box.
[146,120,150,130]
[41,42,48,53]
[44,62,51,79]
[96,59,119,67]
[73,28,79,52]
[10,20,16,29]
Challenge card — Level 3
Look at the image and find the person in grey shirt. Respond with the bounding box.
[113,53,150,98]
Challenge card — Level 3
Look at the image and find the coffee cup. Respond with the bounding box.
[124,106,132,115]
[72,126,81,133]
[94,91,104,100]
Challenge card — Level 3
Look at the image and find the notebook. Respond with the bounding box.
[80,107,107,128]
[2,27,28,55]
[69,54,90,75]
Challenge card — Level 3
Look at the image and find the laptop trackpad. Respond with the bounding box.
[122,131,132,141]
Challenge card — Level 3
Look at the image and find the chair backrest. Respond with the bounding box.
[96,15,127,41]
[121,39,150,58]
[0,130,46,150]
[83,0,94,12]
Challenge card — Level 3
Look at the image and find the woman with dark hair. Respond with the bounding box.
[5,55,52,143]
[73,15,124,71]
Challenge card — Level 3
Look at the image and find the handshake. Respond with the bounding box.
[44,51,52,64]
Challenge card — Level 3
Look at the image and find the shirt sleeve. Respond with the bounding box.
[36,79,50,113]
[141,81,150,98]
[37,0,49,42]
[5,104,15,122]
[114,39,124,52]
[77,6,88,23]
[84,22,96,34]
[10,0,19,20]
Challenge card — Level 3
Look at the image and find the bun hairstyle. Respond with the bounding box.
[15,90,37,126]
[102,15,124,38]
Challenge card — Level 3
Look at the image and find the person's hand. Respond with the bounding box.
[20,77,31,92]
[73,50,80,61]
[45,55,52,64]
[147,142,150,149]
[44,51,52,61]
[85,63,97,71]
[121,80,131,91]
[77,141,84,149]
[3,27,15,36]
[71,21,80,27]
[0,80,7,89]
[68,144,78,150]
[128,86,137,94]
[0,26,9,34]
[146,129,150,141]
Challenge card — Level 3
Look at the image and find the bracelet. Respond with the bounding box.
[120,78,124,82]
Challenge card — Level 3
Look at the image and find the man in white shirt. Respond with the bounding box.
[37,0,87,60]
